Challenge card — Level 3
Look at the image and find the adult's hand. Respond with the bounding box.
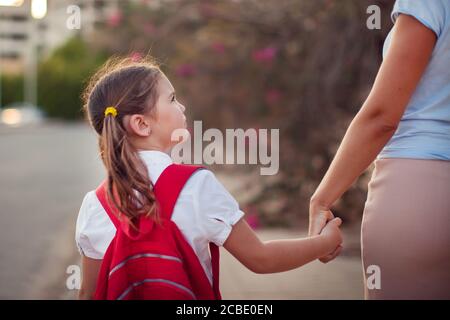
[309,200,333,236]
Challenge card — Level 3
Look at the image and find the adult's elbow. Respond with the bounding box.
[360,110,400,136]
[376,117,399,134]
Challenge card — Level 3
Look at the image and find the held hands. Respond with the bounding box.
[319,217,343,263]
[309,202,343,263]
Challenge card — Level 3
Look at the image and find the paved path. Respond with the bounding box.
[0,122,364,299]
[0,122,103,299]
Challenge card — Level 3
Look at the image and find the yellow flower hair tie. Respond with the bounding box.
[104,106,118,118]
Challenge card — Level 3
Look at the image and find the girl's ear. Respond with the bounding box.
[125,114,152,137]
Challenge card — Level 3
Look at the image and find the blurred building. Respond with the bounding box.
[0,0,119,74]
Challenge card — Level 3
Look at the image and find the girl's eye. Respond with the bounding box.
[171,95,176,102]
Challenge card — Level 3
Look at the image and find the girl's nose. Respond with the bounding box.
[179,104,186,112]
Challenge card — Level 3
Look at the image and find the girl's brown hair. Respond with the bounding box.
[82,57,162,226]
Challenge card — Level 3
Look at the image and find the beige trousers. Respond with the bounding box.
[362,158,450,300]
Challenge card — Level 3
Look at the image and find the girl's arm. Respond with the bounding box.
[223,217,342,274]
[309,14,437,236]
[78,255,102,300]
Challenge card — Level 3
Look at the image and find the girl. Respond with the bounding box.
[76,57,343,300]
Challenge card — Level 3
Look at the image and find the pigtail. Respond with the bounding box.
[100,111,159,227]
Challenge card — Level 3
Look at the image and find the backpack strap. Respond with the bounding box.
[96,179,156,239]
[94,165,205,230]
[154,163,221,299]
[153,164,204,220]
[209,243,221,299]
[95,180,121,230]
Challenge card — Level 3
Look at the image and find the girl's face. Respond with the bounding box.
[151,74,187,149]
[126,73,187,152]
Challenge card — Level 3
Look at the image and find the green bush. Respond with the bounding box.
[1,75,24,108]
[37,36,106,120]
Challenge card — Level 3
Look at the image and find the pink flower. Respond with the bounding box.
[199,3,216,18]
[175,64,196,78]
[108,10,123,28]
[130,52,143,62]
[244,206,261,230]
[252,46,278,63]
[265,89,282,105]
[211,42,225,54]
[144,22,156,35]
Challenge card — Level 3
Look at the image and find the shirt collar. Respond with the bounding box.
[138,150,173,165]
[137,150,173,183]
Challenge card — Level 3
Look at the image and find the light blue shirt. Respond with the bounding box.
[378,0,450,161]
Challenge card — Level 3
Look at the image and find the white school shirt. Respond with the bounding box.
[75,150,244,284]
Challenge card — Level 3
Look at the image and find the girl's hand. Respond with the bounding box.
[309,200,343,263]
[319,218,343,263]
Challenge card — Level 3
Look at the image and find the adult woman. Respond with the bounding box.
[309,1,450,299]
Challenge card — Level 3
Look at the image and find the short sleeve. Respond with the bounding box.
[192,170,245,247]
[392,0,446,37]
[75,191,115,260]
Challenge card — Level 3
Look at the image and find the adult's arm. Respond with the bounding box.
[309,14,437,238]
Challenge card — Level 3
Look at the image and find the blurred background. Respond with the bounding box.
[0,0,393,299]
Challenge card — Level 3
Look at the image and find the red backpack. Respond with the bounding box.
[93,164,221,300]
